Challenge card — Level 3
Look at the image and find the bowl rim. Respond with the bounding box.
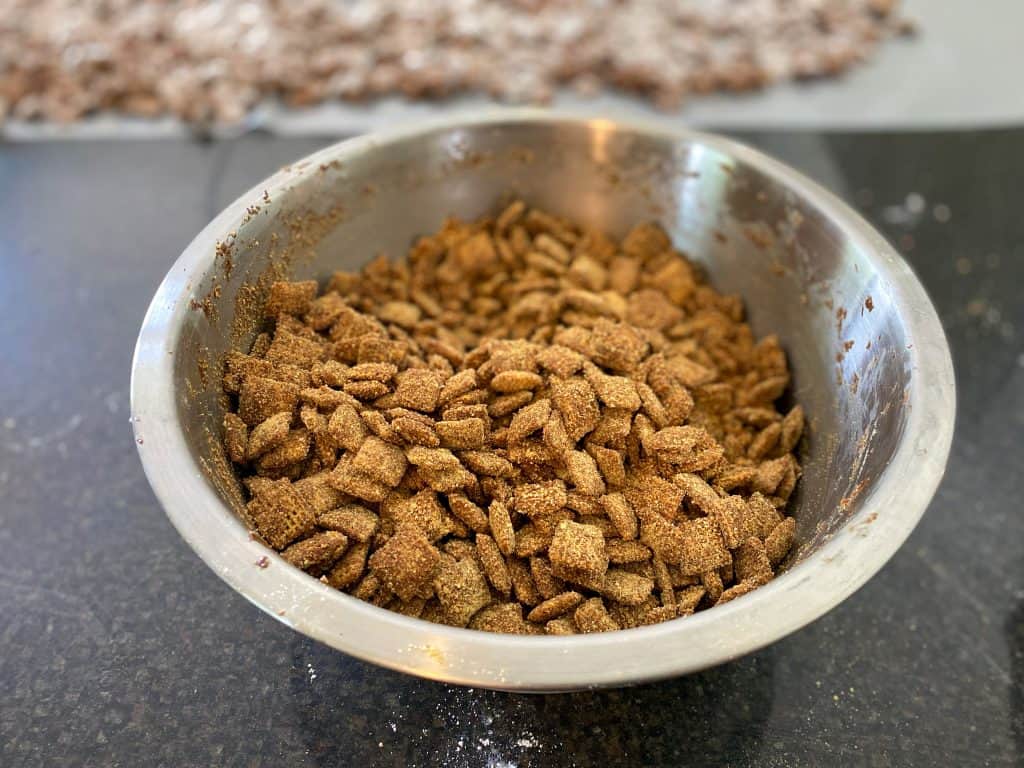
[131,108,955,690]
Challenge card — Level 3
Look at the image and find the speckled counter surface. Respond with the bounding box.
[1,130,1021,767]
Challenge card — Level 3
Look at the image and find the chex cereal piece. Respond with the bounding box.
[514,524,553,557]
[707,495,744,550]
[678,518,731,576]
[565,492,603,516]
[529,557,565,599]
[589,408,633,446]
[255,428,310,472]
[368,524,441,601]
[752,456,789,495]
[438,369,478,405]
[246,478,315,549]
[536,345,585,378]
[352,573,381,602]
[584,365,642,411]
[345,380,390,400]
[673,472,721,513]
[394,489,455,541]
[351,436,408,488]
[601,569,655,606]
[223,353,308,393]
[447,492,490,533]
[545,618,578,635]
[281,531,349,574]
[293,472,345,514]
[392,368,443,412]
[606,540,652,564]
[391,414,440,446]
[433,557,492,627]
[246,411,293,459]
[391,597,427,619]
[328,455,389,503]
[602,493,639,540]
[590,321,648,372]
[717,580,760,605]
[507,398,551,443]
[675,586,707,614]
[223,413,249,464]
[745,492,784,539]
[587,445,626,487]
[609,597,659,629]
[325,541,370,589]
[317,504,380,543]
[265,281,318,318]
[639,605,677,626]
[302,386,360,411]
[734,537,774,586]
[550,377,600,442]
[549,521,609,583]
[469,603,530,635]
[459,451,515,477]
[574,598,620,633]
[565,450,606,496]
[651,556,674,605]
[488,500,516,556]
[639,514,688,565]
[624,475,684,521]
[238,376,299,426]
[779,405,805,453]
[346,362,398,382]
[491,370,544,392]
[509,558,542,606]
[304,292,347,330]
[476,533,512,595]
[436,418,487,449]
[527,591,584,623]
[514,480,568,517]
[266,329,325,369]
[765,517,797,565]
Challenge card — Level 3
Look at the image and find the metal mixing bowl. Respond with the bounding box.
[131,111,955,691]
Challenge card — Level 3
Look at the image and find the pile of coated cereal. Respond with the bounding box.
[222,202,803,634]
[1,0,909,124]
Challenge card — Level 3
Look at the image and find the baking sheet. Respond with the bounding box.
[2,0,1020,140]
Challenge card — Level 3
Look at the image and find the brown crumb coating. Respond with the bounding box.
[549,521,609,584]
[281,531,349,574]
[433,557,492,627]
[368,524,441,601]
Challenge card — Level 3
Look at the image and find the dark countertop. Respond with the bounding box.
[1,129,1021,767]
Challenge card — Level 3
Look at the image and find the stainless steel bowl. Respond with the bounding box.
[131,111,955,691]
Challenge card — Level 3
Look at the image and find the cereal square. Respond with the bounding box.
[392,368,443,412]
[351,436,408,487]
[677,517,731,576]
[369,524,441,601]
[265,280,318,317]
[281,531,349,574]
[433,557,492,627]
[266,329,325,369]
[237,376,299,426]
[550,377,600,442]
[549,521,609,583]
[624,474,684,521]
[246,478,315,549]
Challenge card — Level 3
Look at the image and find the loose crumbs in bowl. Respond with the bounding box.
[221,201,802,635]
